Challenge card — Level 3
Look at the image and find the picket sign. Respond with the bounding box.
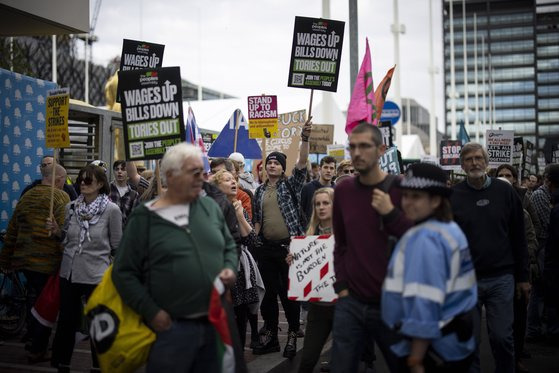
[287,235,337,303]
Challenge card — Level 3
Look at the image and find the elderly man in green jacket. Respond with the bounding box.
[112,143,238,372]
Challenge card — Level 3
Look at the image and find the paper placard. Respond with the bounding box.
[287,235,337,302]
[439,140,462,171]
[45,88,70,148]
[309,124,334,154]
[486,129,514,166]
[248,95,279,139]
[379,146,400,174]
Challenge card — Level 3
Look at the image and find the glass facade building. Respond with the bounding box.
[442,0,559,162]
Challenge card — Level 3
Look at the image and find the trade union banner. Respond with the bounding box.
[288,16,345,92]
[118,67,185,160]
[486,129,514,166]
[288,235,337,303]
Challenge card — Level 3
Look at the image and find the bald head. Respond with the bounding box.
[42,164,67,190]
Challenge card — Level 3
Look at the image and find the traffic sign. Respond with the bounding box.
[380,100,401,126]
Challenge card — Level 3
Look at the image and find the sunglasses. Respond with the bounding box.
[343,169,355,174]
[81,177,96,185]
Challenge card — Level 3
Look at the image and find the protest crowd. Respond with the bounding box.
[1,115,558,373]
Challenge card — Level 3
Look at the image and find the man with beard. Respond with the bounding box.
[450,142,530,372]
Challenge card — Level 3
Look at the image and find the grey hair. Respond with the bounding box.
[459,142,489,165]
[160,142,203,185]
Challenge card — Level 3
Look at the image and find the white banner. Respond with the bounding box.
[287,235,337,302]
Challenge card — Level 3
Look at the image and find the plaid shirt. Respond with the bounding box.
[109,182,139,228]
[254,166,307,237]
[530,184,551,243]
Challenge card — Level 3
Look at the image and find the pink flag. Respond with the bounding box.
[345,38,375,134]
[372,66,396,126]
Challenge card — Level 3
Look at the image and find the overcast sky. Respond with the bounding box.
[87,0,445,132]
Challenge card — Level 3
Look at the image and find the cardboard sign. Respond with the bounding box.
[513,137,524,167]
[118,67,185,160]
[439,140,462,171]
[288,16,345,92]
[45,88,70,148]
[486,129,514,166]
[287,235,337,302]
[248,95,279,139]
[309,124,334,154]
[327,144,345,161]
[379,147,400,174]
[260,109,307,175]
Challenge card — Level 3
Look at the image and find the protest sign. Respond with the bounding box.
[439,140,462,171]
[486,129,514,166]
[309,124,334,154]
[118,67,185,160]
[513,137,524,167]
[259,109,307,175]
[288,16,345,92]
[552,143,559,164]
[45,88,70,148]
[117,39,165,102]
[524,140,536,177]
[379,121,393,147]
[327,144,345,161]
[380,147,400,174]
[209,109,262,159]
[119,39,165,72]
[421,155,439,165]
[248,95,279,139]
[287,235,337,302]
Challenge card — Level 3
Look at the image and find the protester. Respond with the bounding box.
[543,164,559,343]
[112,143,237,372]
[0,164,70,362]
[382,163,477,373]
[255,160,265,184]
[211,157,253,219]
[229,152,260,191]
[251,118,312,359]
[285,188,335,373]
[109,160,140,228]
[126,160,150,196]
[311,162,320,181]
[331,123,413,372]
[527,164,556,342]
[335,159,355,179]
[450,142,529,373]
[300,156,336,223]
[47,164,122,372]
[212,169,264,349]
[139,173,166,202]
[20,156,77,201]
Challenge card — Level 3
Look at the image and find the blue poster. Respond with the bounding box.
[0,68,57,231]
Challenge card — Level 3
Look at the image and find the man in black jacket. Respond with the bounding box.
[451,142,530,373]
[300,156,336,224]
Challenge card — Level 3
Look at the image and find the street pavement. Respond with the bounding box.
[1,310,558,372]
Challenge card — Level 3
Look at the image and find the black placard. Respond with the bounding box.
[287,16,345,92]
[118,67,185,160]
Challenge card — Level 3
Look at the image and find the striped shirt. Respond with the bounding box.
[0,185,70,274]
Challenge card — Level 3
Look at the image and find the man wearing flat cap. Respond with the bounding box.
[251,117,312,359]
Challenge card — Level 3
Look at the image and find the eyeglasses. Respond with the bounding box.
[343,169,355,174]
[81,177,96,185]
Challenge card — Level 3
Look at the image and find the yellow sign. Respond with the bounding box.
[327,144,345,161]
[45,89,70,148]
[249,118,279,139]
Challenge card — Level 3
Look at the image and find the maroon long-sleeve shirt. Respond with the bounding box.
[333,176,413,303]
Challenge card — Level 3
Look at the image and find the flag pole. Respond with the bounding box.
[308,89,314,119]
[233,109,240,153]
[48,148,58,237]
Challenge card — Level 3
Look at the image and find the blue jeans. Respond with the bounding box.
[146,319,218,373]
[470,274,515,373]
[331,294,399,373]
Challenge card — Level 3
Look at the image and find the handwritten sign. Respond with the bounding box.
[248,95,279,139]
[309,124,334,154]
[288,235,337,302]
[45,88,70,148]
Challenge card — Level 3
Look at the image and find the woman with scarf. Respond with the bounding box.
[47,164,122,372]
